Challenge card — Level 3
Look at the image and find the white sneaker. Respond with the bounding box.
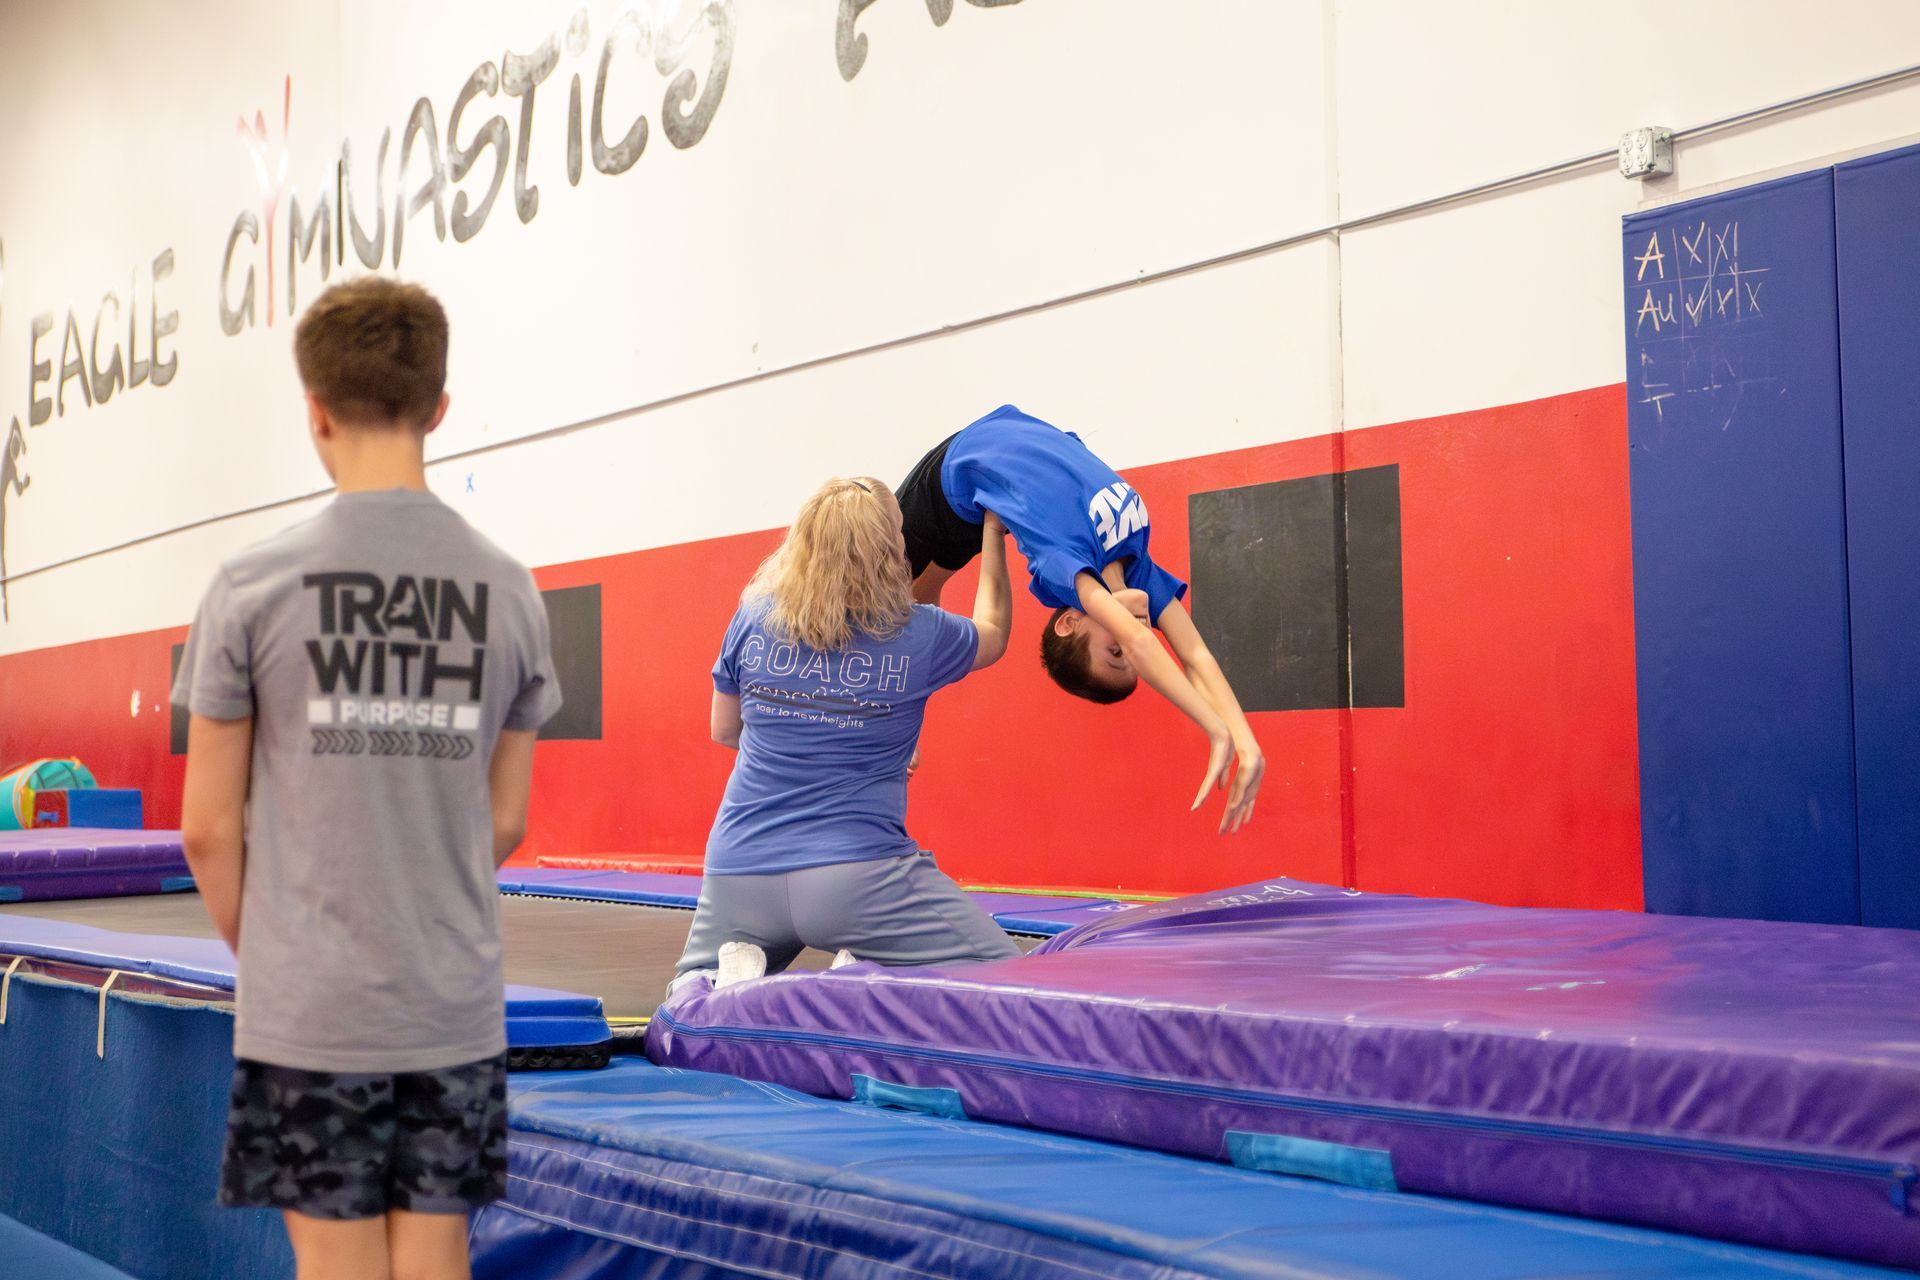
[830,949,859,970]
[716,941,768,989]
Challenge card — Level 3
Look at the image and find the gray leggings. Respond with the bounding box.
[673,851,1019,980]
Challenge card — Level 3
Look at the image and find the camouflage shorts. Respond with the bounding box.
[219,1054,508,1219]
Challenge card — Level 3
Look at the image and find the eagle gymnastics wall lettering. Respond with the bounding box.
[219,1,737,335]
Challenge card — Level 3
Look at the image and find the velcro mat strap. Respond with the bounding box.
[852,1074,967,1120]
[1226,1130,1398,1192]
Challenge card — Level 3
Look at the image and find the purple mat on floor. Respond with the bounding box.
[0,829,190,902]
[648,877,1920,1269]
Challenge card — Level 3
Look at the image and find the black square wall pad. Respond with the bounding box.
[170,643,188,755]
[1188,466,1404,713]
[539,584,604,741]
[170,584,608,749]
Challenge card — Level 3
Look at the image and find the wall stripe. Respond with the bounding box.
[0,387,1640,907]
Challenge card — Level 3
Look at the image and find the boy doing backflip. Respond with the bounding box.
[897,404,1263,833]
[175,279,561,1280]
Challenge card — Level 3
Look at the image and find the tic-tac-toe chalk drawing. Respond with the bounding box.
[1628,218,1779,432]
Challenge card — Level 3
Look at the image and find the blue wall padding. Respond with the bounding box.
[0,979,293,1279]
[1833,145,1920,930]
[1623,170,1860,924]
[482,1063,1908,1280]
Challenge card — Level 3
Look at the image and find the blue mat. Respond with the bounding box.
[496,867,1130,936]
[2,969,1901,1280]
[0,1212,140,1279]
[474,1061,1906,1280]
[0,914,608,1050]
[0,976,293,1279]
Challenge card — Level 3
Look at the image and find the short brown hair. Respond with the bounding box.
[294,278,448,427]
[1039,607,1136,704]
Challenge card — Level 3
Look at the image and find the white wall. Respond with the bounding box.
[1335,0,1920,429]
[3,0,1919,653]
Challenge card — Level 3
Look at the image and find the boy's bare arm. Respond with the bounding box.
[1075,574,1233,814]
[1156,602,1264,833]
[181,714,253,952]
[488,729,539,867]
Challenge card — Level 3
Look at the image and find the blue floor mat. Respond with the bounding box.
[0,1210,142,1278]
[475,1060,1909,1280]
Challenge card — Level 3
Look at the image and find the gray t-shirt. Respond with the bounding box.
[171,489,561,1072]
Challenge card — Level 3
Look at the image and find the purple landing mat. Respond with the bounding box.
[0,829,189,902]
[497,866,1128,936]
[648,877,1920,1269]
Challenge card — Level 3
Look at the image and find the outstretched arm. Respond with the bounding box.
[1075,573,1233,815]
[1156,602,1264,833]
[969,513,1012,669]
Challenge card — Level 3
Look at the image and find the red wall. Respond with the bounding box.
[0,385,1641,909]
[0,622,190,829]
[1343,387,1641,910]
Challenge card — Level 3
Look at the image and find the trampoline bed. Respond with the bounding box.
[0,889,777,1020]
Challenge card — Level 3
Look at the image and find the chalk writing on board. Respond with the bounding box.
[1628,218,1780,431]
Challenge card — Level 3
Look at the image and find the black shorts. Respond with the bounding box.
[219,1053,508,1219]
[897,433,982,578]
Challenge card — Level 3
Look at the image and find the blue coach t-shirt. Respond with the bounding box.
[705,602,979,875]
[941,405,1188,621]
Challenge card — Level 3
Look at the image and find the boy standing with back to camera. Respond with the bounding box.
[175,278,561,1280]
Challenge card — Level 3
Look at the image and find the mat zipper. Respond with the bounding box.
[652,1009,1918,1209]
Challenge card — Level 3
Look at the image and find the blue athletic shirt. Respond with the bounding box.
[705,601,979,875]
[941,404,1188,621]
